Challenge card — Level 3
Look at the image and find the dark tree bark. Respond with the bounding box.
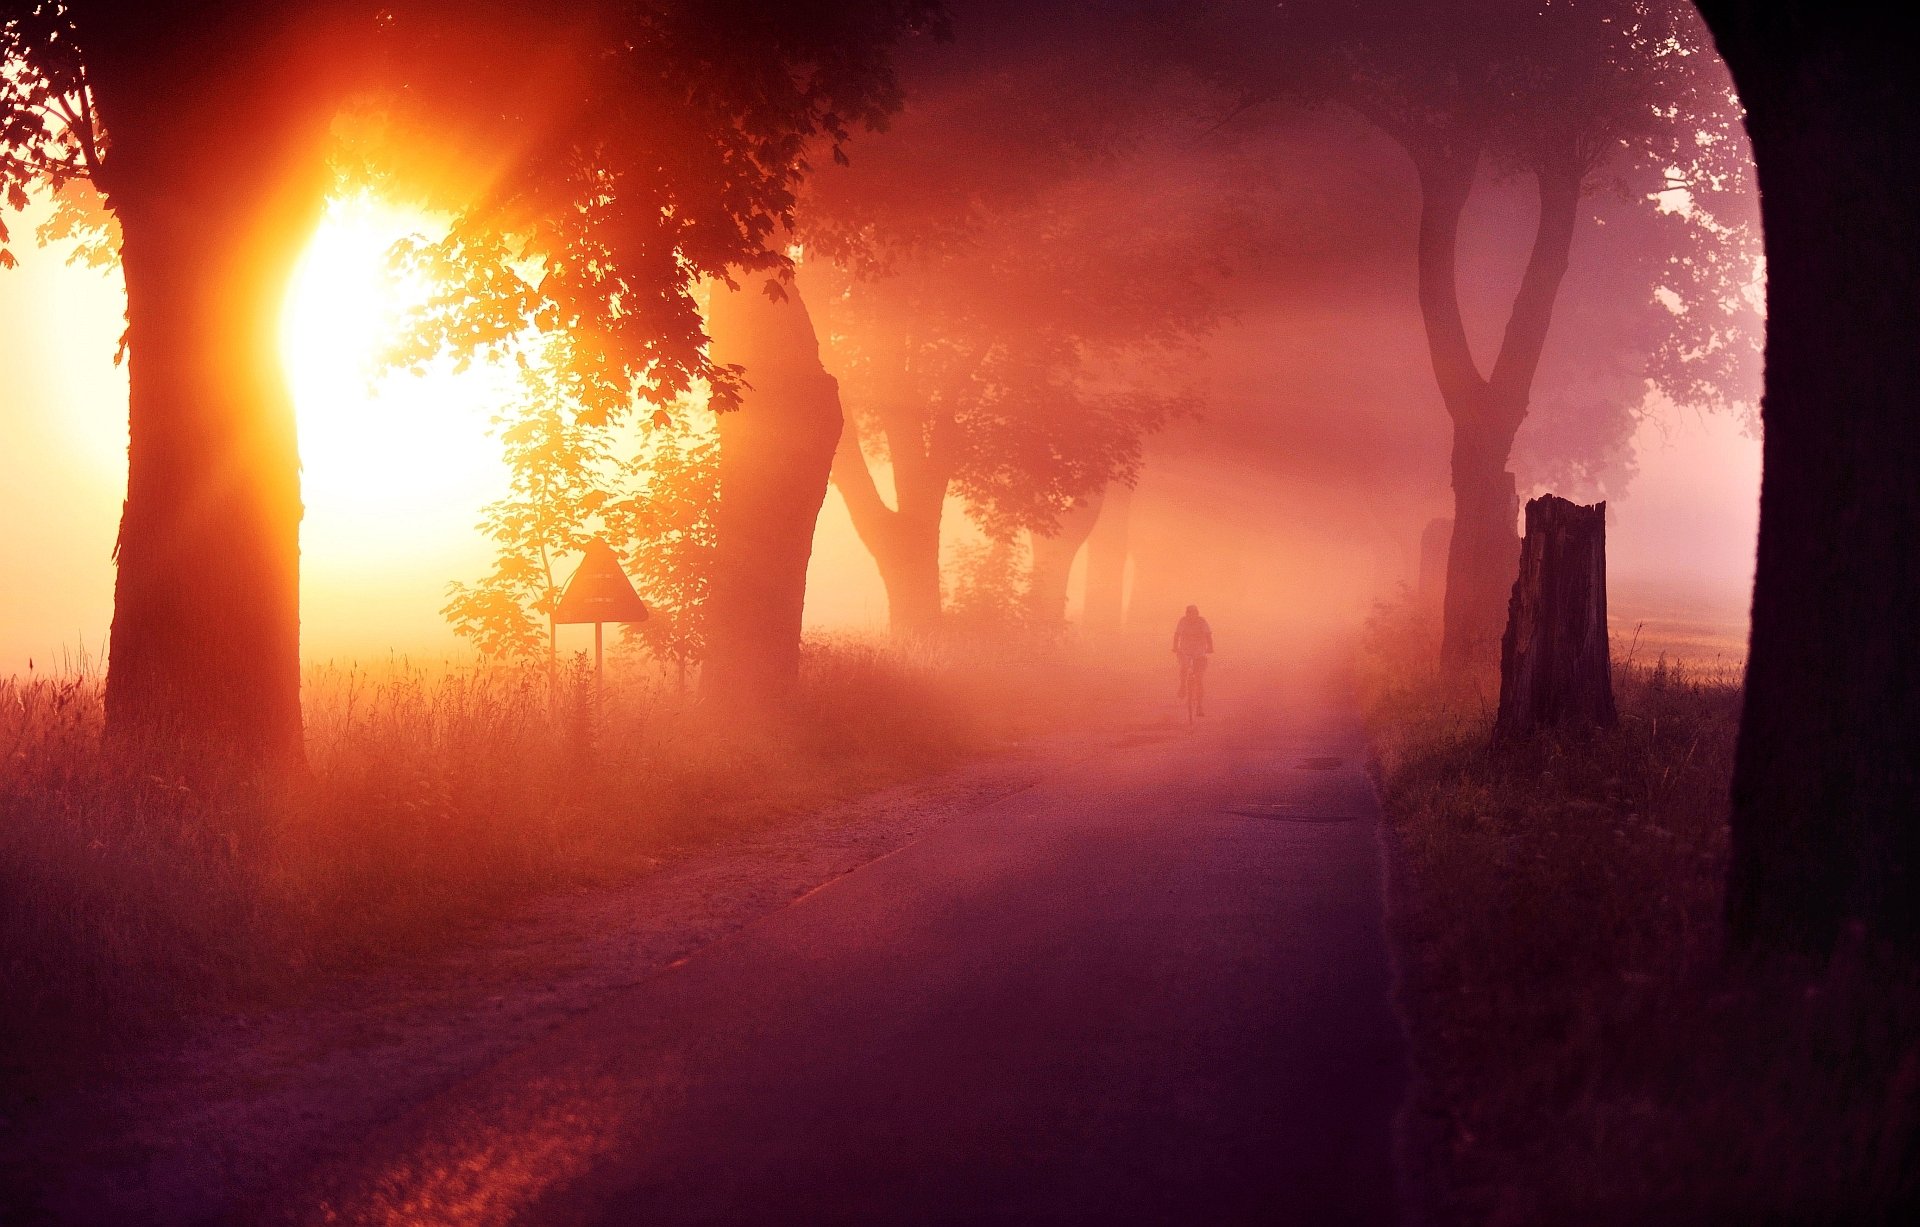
[830,417,949,638]
[1495,495,1615,739]
[85,14,339,767]
[1082,480,1133,636]
[1406,144,1582,671]
[1695,6,1920,954]
[1026,492,1105,628]
[703,279,845,706]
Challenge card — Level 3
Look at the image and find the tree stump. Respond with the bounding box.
[1496,495,1616,739]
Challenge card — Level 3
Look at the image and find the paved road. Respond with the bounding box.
[281,685,1409,1225]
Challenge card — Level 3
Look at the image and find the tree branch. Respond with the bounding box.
[1488,155,1585,410]
[1412,145,1488,415]
[830,415,899,556]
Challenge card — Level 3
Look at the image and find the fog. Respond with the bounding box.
[0,0,1761,675]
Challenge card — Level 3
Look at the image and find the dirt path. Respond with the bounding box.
[9,677,1409,1225]
[7,744,1061,1224]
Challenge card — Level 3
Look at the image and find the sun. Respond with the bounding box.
[281,195,514,647]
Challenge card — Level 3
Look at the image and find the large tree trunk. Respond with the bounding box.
[830,426,946,638]
[86,18,336,767]
[1697,6,1920,954]
[1406,144,1582,672]
[1441,412,1523,668]
[703,279,844,706]
[1083,480,1133,636]
[1027,492,1105,628]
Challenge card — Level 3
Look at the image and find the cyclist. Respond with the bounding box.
[1172,604,1214,717]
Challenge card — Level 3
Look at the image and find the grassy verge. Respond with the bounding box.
[0,637,1110,1098]
[1363,603,1919,1224]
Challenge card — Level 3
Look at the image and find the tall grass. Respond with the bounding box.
[0,638,1094,1096]
[1362,600,1920,1224]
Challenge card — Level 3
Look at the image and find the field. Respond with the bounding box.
[0,639,1107,1099]
[1362,601,1920,1223]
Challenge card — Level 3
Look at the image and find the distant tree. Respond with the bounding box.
[814,211,1202,635]
[441,333,717,678]
[1175,0,1760,669]
[781,6,1223,638]
[808,147,1220,636]
[618,420,718,682]
[1,0,934,763]
[442,336,629,662]
[1026,491,1104,628]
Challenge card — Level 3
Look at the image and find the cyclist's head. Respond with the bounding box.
[1185,604,1199,618]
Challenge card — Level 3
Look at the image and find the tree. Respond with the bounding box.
[4,2,356,764]
[809,159,1216,636]
[440,332,717,680]
[3,0,936,762]
[1691,5,1920,956]
[786,4,1221,637]
[442,336,631,662]
[700,271,846,705]
[1027,491,1104,628]
[1174,0,1759,669]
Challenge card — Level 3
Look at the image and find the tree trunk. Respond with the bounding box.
[1083,480,1133,636]
[1441,413,1523,668]
[1417,516,1452,610]
[1697,6,1920,954]
[1495,495,1614,739]
[703,278,845,707]
[1404,142,1582,672]
[830,426,946,638]
[86,20,335,768]
[1027,492,1105,627]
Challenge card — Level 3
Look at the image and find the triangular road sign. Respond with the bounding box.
[554,538,650,624]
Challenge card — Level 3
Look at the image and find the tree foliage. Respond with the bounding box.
[443,332,718,671]
[362,0,948,427]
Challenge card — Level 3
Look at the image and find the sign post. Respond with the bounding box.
[553,539,650,710]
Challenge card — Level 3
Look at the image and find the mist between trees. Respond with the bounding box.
[1,0,1761,753]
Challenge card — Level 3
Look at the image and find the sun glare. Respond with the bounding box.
[282,196,514,649]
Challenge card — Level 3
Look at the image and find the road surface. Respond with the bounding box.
[266,683,1410,1225]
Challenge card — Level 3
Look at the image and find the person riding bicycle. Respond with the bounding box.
[1172,604,1214,717]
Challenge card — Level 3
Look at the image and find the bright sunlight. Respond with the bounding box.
[282,195,514,652]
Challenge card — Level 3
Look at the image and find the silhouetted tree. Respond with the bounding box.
[700,271,846,706]
[808,145,1219,636]
[789,6,1218,637]
[1693,4,1920,956]
[1027,492,1104,628]
[1175,0,1758,669]
[2,0,935,759]
[814,196,1201,636]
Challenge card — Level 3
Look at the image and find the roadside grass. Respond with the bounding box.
[0,636,1110,1099]
[1363,601,1920,1224]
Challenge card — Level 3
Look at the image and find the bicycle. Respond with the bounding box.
[1176,652,1208,724]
